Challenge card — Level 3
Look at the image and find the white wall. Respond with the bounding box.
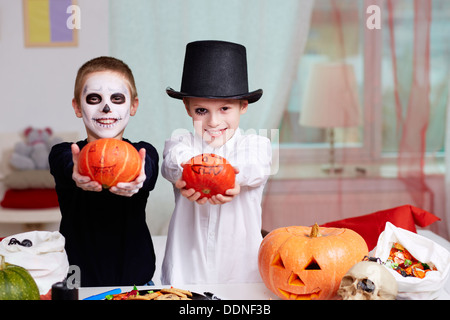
[0,0,109,236]
[0,0,109,135]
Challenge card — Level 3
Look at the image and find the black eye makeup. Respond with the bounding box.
[86,93,102,105]
[110,93,126,104]
[194,108,208,116]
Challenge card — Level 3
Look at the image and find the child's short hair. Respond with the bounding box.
[73,56,137,104]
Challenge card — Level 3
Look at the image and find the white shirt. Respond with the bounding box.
[161,128,272,285]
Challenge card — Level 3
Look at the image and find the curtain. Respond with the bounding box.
[446,82,450,242]
[388,0,432,209]
[262,0,450,240]
[109,0,314,234]
[386,0,450,239]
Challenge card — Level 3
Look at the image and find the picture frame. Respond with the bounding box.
[23,0,78,47]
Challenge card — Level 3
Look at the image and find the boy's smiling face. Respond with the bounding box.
[73,71,138,141]
[184,97,248,148]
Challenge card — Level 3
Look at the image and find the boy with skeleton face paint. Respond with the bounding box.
[77,72,133,141]
[49,57,159,287]
[73,67,136,142]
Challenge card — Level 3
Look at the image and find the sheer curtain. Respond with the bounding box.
[388,0,432,210]
[446,82,450,241]
[386,0,450,238]
[109,0,314,234]
[262,0,450,239]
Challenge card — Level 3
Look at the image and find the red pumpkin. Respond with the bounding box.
[258,224,368,300]
[182,153,235,199]
[78,138,142,188]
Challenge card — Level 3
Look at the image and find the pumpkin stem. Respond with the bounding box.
[310,223,322,238]
[0,254,5,270]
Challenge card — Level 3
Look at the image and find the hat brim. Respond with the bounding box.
[166,87,263,104]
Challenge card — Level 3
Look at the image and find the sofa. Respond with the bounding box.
[0,131,79,235]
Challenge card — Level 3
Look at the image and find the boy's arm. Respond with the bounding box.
[49,142,75,186]
[50,141,102,191]
[161,134,212,204]
[49,141,98,190]
[234,135,272,188]
[208,136,271,205]
[161,134,196,184]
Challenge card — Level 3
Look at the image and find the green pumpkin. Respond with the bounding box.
[0,255,40,300]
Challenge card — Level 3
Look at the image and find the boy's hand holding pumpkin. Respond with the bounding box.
[109,148,146,197]
[71,143,102,192]
[71,143,146,197]
[176,165,240,205]
[208,167,240,205]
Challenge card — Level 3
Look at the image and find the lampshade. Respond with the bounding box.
[300,63,361,128]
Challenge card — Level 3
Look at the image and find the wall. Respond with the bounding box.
[263,174,448,240]
[0,0,109,135]
[0,0,109,235]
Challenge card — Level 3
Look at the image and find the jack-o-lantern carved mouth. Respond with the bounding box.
[278,287,322,300]
[271,253,322,300]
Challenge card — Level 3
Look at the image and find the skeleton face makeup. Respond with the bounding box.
[75,71,137,141]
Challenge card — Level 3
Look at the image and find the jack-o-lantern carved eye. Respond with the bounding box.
[304,258,321,270]
[271,254,322,287]
[272,254,306,286]
[271,253,285,269]
[271,254,322,271]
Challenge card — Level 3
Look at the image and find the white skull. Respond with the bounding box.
[338,260,398,300]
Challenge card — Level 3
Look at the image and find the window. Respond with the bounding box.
[279,0,368,164]
[381,0,449,155]
[279,0,449,165]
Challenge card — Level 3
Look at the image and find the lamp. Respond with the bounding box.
[299,63,361,174]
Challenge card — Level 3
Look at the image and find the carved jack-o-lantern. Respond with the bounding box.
[182,153,235,199]
[258,224,368,300]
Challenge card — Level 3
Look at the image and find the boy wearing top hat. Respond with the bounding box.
[161,40,272,284]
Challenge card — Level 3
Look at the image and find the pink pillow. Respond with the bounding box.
[1,188,59,209]
[320,205,440,251]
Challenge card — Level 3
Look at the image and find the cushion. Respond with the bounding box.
[320,205,440,251]
[4,170,55,189]
[1,188,59,209]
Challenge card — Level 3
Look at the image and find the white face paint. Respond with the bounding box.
[79,71,132,140]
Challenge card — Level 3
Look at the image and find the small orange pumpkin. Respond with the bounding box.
[258,224,368,300]
[78,138,142,188]
[182,153,235,199]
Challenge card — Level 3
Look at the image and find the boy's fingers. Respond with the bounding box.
[139,148,146,175]
[175,178,187,189]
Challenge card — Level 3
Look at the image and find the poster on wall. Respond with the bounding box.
[23,0,78,47]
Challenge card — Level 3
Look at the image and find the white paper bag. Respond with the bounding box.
[374,222,450,300]
[0,231,69,295]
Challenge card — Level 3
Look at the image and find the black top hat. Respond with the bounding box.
[166,40,263,104]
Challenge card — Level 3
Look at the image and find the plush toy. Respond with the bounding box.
[9,127,62,170]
